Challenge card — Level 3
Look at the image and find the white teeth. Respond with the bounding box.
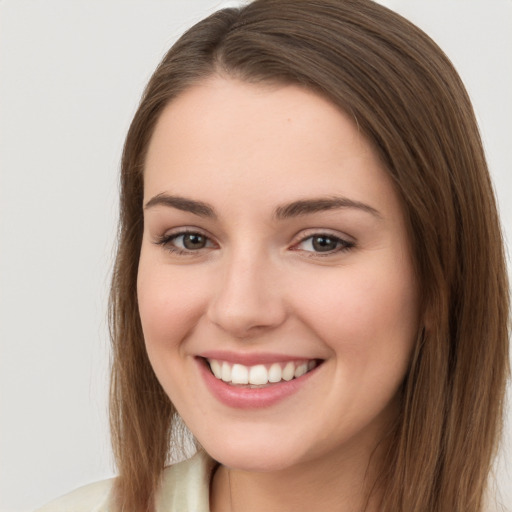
[208,358,318,386]
[210,359,222,379]
[231,364,249,384]
[282,362,295,381]
[268,363,282,383]
[221,361,231,382]
[249,365,268,385]
[294,363,308,378]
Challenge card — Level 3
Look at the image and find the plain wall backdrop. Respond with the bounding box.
[0,1,510,511]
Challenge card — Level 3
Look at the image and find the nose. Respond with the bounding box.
[207,249,287,339]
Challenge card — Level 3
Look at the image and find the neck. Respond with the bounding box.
[210,439,387,512]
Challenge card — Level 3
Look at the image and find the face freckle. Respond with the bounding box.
[137,76,419,474]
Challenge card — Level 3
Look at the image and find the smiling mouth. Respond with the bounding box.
[203,358,321,388]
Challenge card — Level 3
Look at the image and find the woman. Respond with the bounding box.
[38,0,509,511]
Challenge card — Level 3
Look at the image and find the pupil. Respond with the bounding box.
[312,236,337,252]
[183,233,206,249]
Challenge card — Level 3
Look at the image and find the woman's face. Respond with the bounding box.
[138,77,419,472]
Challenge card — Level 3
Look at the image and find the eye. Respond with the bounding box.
[154,230,215,254]
[176,232,208,250]
[294,233,354,255]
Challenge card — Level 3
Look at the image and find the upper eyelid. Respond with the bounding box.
[161,229,216,245]
[292,234,353,252]
[160,226,215,240]
[291,228,354,245]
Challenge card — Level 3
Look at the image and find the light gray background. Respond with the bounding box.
[1,1,510,511]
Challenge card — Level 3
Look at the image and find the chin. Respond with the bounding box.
[198,431,308,473]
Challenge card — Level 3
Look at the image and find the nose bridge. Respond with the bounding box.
[207,241,286,337]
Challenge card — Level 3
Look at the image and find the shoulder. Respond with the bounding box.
[156,449,218,511]
[34,478,114,512]
[34,451,217,512]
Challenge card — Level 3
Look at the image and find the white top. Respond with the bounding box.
[35,450,217,512]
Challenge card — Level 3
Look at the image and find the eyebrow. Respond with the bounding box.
[144,193,381,220]
[273,196,381,220]
[144,193,216,218]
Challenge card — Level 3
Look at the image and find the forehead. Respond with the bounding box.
[148,77,366,147]
[143,76,398,220]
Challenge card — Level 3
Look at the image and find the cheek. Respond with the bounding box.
[291,259,418,364]
[136,259,209,351]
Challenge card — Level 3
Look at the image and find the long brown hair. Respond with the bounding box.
[109,1,510,510]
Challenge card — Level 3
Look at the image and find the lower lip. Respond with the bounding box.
[197,358,319,409]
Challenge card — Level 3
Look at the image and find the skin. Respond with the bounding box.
[137,76,419,511]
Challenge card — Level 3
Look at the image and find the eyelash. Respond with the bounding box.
[154,230,355,257]
[293,233,355,257]
[154,229,215,256]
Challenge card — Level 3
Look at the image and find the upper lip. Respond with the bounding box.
[198,350,320,366]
